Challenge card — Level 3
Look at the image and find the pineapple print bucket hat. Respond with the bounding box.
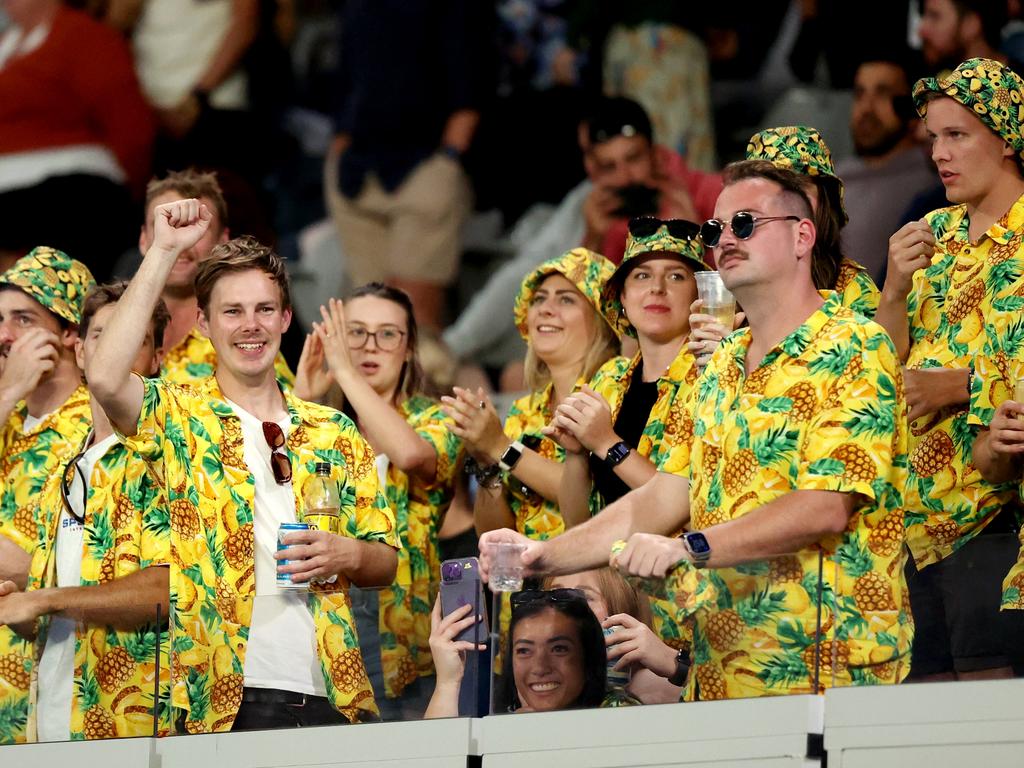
[745,125,848,225]
[913,57,1024,161]
[513,248,621,340]
[602,218,710,338]
[0,246,96,325]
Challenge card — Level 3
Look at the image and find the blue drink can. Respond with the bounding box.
[277,522,310,589]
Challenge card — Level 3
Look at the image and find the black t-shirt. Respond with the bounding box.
[588,360,659,505]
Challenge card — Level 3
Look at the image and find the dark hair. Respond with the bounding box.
[584,97,653,146]
[81,281,170,349]
[344,282,425,403]
[855,46,927,90]
[145,168,228,232]
[944,0,1009,51]
[194,235,291,312]
[501,598,607,712]
[722,160,838,290]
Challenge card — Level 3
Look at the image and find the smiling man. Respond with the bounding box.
[87,201,398,732]
[875,57,1024,682]
[480,162,911,700]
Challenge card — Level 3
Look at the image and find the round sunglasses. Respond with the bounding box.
[699,212,801,247]
[628,216,700,241]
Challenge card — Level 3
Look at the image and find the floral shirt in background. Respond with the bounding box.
[660,293,912,700]
[161,327,295,390]
[121,375,396,731]
[834,258,879,319]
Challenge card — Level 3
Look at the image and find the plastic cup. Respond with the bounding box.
[694,271,736,329]
[489,542,526,592]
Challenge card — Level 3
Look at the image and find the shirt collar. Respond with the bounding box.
[728,291,841,373]
[934,192,1024,246]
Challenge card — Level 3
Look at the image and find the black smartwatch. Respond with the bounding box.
[667,647,690,686]
[603,440,631,468]
[498,440,525,472]
[681,531,712,568]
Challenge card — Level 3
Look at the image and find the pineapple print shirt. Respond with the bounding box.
[0,384,91,745]
[660,292,912,700]
[834,258,880,319]
[120,375,397,731]
[968,320,1024,610]
[24,434,171,741]
[589,345,700,651]
[161,326,295,391]
[904,198,1024,567]
[377,395,462,698]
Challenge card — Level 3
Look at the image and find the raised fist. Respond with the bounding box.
[151,198,213,257]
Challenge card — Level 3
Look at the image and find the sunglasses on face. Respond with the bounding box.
[510,587,587,613]
[262,421,292,485]
[628,216,700,241]
[699,212,802,247]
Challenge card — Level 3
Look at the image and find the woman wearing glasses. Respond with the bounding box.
[425,588,609,717]
[293,283,463,720]
[543,221,725,654]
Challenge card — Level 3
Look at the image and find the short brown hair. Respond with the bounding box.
[194,235,291,312]
[145,169,228,232]
[81,281,170,348]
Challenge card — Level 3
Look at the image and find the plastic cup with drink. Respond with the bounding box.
[694,271,736,330]
[488,542,527,592]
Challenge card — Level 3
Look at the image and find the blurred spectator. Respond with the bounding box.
[836,53,940,282]
[324,0,491,332]
[442,97,721,374]
[918,0,1021,70]
[0,0,153,280]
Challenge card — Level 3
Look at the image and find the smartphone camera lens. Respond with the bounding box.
[442,562,462,582]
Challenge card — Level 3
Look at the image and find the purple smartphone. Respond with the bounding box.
[439,557,487,645]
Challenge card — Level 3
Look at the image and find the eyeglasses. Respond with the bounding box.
[511,587,587,612]
[346,325,406,352]
[262,421,292,485]
[699,212,802,247]
[628,216,700,241]
[60,448,89,524]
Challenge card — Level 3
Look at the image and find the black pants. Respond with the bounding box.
[230,687,351,731]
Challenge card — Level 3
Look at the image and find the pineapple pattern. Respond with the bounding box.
[833,258,880,319]
[968,319,1024,609]
[21,436,172,741]
[161,326,295,390]
[659,293,912,699]
[122,376,396,731]
[377,395,463,699]
[903,197,1024,567]
[589,345,703,650]
[0,384,91,744]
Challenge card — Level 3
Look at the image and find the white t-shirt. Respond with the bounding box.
[35,433,117,743]
[227,401,325,697]
[21,411,49,433]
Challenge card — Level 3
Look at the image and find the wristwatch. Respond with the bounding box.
[681,531,712,568]
[603,440,631,468]
[498,440,526,472]
[667,647,690,686]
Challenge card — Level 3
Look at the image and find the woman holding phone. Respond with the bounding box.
[294,284,463,720]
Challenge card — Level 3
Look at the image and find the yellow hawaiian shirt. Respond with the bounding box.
[378,395,463,699]
[968,327,1024,610]
[903,197,1024,567]
[834,258,880,319]
[0,384,91,745]
[161,327,295,390]
[660,292,912,700]
[590,345,700,651]
[24,435,171,741]
[120,375,397,731]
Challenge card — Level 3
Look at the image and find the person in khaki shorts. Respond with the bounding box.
[324,0,488,332]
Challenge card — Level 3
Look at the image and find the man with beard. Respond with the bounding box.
[836,54,940,282]
[917,0,1018,71]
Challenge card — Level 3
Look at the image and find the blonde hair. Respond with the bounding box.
[523,305,619,392]
[543,568,654,626]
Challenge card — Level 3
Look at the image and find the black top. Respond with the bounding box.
[588,360,659,505]
[332,0,491,196]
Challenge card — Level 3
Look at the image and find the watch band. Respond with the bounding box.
[603,440,631,468]
[498,440,525,472]
[667,647,690,686]
[682,531,712,568]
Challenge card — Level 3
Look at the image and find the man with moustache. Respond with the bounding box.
[876,58,1024,681]
[836,53,939,282]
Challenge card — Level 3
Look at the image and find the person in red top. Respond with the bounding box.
[0,0,155,280]
[579,98,722,265]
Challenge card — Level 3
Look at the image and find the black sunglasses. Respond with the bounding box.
[262,421,292,485]
[60,447,89,524]
[628,216,700,241]
[699,212,801,247]
[511,587,587,612]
